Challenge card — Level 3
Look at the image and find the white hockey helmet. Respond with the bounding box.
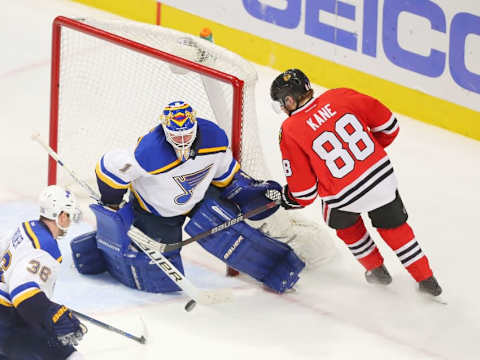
[39,185,77,225]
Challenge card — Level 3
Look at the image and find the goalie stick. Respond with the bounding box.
[32,132,233,310]
[71,309,147,344]
[32,133,100,202]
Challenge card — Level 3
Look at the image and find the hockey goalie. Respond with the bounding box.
[70,101,305,294]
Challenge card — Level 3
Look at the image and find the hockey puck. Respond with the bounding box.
[185,299,196,312]
[139,336,147,344]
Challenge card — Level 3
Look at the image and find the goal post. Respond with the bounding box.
[48,16,336,275]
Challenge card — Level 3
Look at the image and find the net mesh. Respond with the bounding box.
[52,17,335,268]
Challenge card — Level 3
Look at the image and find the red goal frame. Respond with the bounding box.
[48,16,244,186]
[48,16,244,276]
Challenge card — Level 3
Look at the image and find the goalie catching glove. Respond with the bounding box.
[265,184,303,210]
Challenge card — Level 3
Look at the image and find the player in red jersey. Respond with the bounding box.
[267,69,442,297]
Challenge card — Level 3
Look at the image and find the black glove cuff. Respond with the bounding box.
[16,291,53,328]
[281,186,303,210]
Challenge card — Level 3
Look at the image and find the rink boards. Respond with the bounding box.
[71,0,480,141]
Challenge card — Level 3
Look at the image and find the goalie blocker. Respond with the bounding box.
[70,173,305,293]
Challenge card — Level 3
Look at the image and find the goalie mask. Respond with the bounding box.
[161,101,198,161]
[39,185,78,234]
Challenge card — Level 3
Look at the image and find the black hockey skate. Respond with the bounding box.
[365,264,392,285]
[418,276,442,296]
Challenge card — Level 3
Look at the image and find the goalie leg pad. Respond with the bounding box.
[185,199,305,293]
[120,247,184,293]
[70,231,107,275]
[90,202,134,254]
[89,202,183,293]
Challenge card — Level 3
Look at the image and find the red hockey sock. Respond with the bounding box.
[376,223,433,282]
[336,217,383,271]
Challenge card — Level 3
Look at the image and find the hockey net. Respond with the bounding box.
[48,16,336,270]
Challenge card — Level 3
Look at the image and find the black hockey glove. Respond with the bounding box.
[265,185,303,210]
[44,303,87,346]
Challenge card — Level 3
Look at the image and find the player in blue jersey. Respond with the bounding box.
[79,101,305,294]
[0,185,86,360]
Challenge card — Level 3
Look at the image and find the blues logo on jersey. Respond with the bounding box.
[173,164,213,204]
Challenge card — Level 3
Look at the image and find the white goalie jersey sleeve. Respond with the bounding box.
[211,148,240,188]
[96,146,147,189]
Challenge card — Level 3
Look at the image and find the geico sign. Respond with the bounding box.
[243,0,480,94]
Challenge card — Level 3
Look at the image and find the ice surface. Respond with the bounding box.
[1,1,480,359]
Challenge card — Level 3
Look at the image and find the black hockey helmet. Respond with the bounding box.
[270,69,312,106]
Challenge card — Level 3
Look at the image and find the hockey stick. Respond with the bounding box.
[150,199,280,253]
[71,309,147,344]
[32,132,101,202]
[32,133,232,310]
[128,226,233,307]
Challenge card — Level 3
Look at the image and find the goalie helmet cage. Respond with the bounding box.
[48,16,335,275]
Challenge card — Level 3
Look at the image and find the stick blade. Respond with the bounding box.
[139,316,148,344]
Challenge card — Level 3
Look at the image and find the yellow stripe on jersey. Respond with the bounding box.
[136,136,143,146]
[24,222,40,249]
[149,159,182,174]
[212,162,240,188]
[135,126,156,147]
[95,161,130,189]
[197,146,228,154]
[12,288,41,308]
[0,297,12,307]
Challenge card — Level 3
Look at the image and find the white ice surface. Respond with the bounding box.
[1,1,480,359]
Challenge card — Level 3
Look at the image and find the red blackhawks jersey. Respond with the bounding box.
[279,88,400,214]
